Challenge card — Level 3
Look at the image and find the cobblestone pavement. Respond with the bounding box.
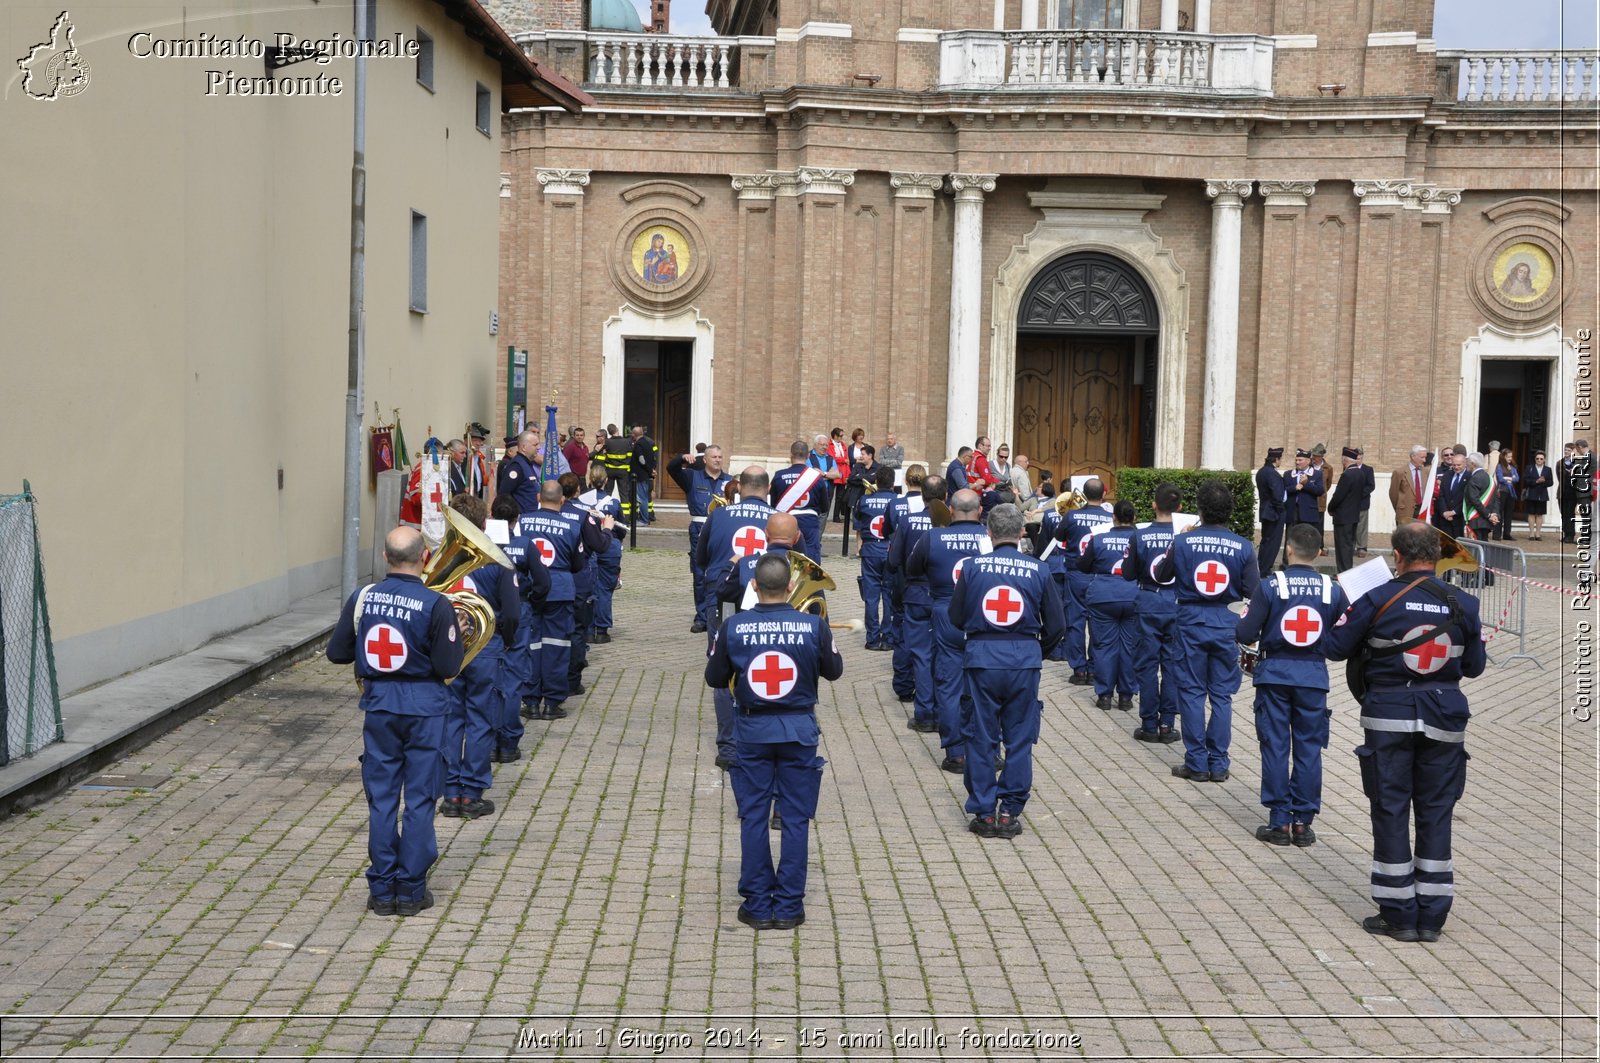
[0,545,1594,1060]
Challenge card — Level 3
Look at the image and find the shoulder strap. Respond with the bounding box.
[1273,572,1287,599]
[1320,574,1332,604]
[1367,577,1445,658]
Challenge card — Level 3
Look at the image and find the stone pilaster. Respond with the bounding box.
[945,173,997,460]
[889,174,945,459]
[795,168,855,433]
[1201,179,1252,469]
[730,175,780,448]
[1252,181,1316,461]
[536,168,590,410]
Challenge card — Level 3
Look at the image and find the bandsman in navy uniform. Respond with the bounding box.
[517,481,599,721]
[1155,479,1260,783]
[889,473,944,732]
[1034,488,1070,663]
[854,466,900,651]
[718,512,801,614]
[1054,478,1113,685]
[1236,522,1348,846]
[560,473,613,697]
[1325,521,1484,943]
[946,503,1065,838]
[489,494,548,763]
[1122,482,1182,743]
[439,495,520,821]
[1078,500,1139,711]
[577,465,626,645]
[1256,447,1288,577]
[326,527,464,917]
[883,465,931,705]
[771,440,832,564]
[669,445,733,634]
[905,489,991,774]
[705,553,843,931]
[696,466,776,767]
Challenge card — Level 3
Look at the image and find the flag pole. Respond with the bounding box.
[338,0,370,599]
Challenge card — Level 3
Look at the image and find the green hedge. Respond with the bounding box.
[1115,467,1256,538]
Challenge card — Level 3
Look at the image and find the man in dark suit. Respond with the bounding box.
[1328,446,1374,571]
[1282,449,1323,567]
[1255,447,1287,577]
[1434,445,1468,540]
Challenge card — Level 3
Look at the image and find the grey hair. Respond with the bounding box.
[1410,444,1427,457]
[987,503,1024,541]
[1467,451,1485,468]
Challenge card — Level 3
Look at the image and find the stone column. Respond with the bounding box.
[1160,0,1179,31]
[994,0,1006,30]
[1200,178,1252,470]
[945,173,997,460]
[536,167,590,415]
[1021,0,1040,30]
[889,173,945,462]
[1195,0,1211,33]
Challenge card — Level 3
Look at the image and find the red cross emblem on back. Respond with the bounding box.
[1194,560,1230,597]
[1279,605,1322,647]
[748,651,798,700]
[982,585,1025,627]
[533,537,556,566]
[870,515,885,539]
[363,623,408,672]
[732,526,767,557]
[1402,625,1453,675]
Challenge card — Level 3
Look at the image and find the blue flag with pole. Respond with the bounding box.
[541,402,560,483]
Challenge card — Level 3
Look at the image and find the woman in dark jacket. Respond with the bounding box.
[1523,449,1553,540]
[1493,448,1520,540]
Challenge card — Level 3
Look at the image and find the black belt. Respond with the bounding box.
[1366,681,1460,692]
[966,631,1038,642]
[737,706,816,717]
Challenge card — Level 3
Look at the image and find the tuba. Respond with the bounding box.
[422,507,516,678]
[1435,529,1480,576]
[707,480,740,513]
[787,551,836,618]
[1055,487,1087,515]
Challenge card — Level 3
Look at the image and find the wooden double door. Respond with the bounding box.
[1013,334,1141,496]
[623,339,692,500]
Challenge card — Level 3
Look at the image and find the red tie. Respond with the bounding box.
[1414,468,1421,500]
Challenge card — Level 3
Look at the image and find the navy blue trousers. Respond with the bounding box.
[1063,570,1092,672]
[889,597,914,698]
[1172,613,1240,775]
[532,600,574,709]
[1252,683,1330,827]
[962,667,1042,817]
[688,522,709,625]
[499,605,531,751]
[1258,519,1284,577]
[1085,581,1139,698]
[903,603,935,722]
[444,649,498,798]
[858,551,889,644]
[931,604,967,759]
[1356,728,1467,932]
[594,547,620,632]
[1046,571,1069,661]
[361,710,445,903]
[729,740,825,921]
[1134,591,1178,732]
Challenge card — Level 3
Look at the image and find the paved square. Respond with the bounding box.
[0,547,1593,1059]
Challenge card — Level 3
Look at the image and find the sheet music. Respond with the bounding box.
[1171,512,1201,534]
[1337,555,1393,603]
[485,519,511,545]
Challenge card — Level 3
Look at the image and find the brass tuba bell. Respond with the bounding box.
[422,507,516,678]
[786,551,836,617]
[1435,529,1480,576]
[1055,487,1088,515]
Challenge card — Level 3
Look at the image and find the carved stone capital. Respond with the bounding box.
[1204,179,1254,205]
[890,172,945,200]
[795,167,856,195]
[499,172,512,199]
[1352,178,1414,208]
[536,168,591,196]
[1256,179,1316,207]
[1417,184,1465,215]
[731,172,793,201]
[947,172,999,200]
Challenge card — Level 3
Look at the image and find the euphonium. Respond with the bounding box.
[1055,487,1088,515]
[787,551,836,618]
[1435,529,1480,576]
[422,507,516,678]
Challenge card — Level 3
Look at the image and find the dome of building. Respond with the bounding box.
[589,0,645,31]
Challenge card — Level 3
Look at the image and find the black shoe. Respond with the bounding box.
[1095,694,1115,710]
[458,797,495,820]
[1069,671,1093,686]
[737,904,775,930]
[570,682,586,695]
[439,797,465,818]
[1362,914,1420,942]
[906,717,938,733]
[941,755,966,774]
[396,890,435,918]
[896,692,915,703]
[1133,727,1163,743]
[541,705,568,720]
[492,747,521,764]
[1255,824,1293,846]
[996,811,1022,838]
[1117,695,1134,711]
[366,894,397,917]
[1171,764,1211,782]
[769,912,806,930]
[591,630,611,644]
[519,702,538,720]
[1210,769,1230,782]
[714,752,734,771]
[1417,927,1441,943]
[1292,823,1317,847]
[969,813,1000,838]
[690,620,707,634]
[1157,727,1181,744]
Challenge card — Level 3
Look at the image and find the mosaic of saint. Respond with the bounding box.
[631,225,691,286]
[1492,242,1554,304]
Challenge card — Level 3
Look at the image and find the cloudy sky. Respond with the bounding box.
[639,0,1598,45]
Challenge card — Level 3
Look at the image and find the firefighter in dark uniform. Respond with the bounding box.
[668,446,733,633]
[1236,522,1348,847]
[946,503,1065,838]
[598,424,634,516]
[853,466,899,650]
[905,489,990,774]
[1155,479,1259,783]
[629,425,658,525]
[1122,481,1181,743]
[1325,521,1485,943]
[890,474,944,731]
[439,495,519,821]
[705,553,843,931]
[326,527,463,917]
[1054,479,1113,685]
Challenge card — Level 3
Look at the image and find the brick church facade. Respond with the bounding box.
[491,0,1596,527]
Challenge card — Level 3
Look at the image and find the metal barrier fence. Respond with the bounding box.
[0,482,64,764]
[1454,538,1541,667]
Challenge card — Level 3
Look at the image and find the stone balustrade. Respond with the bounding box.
[586,33,740,90]
[1440,50,1599,103]
[939,29,1274,94]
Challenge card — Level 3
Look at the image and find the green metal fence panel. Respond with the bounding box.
[0,482,64,763]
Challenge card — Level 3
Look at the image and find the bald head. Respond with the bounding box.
[384,526,425,572]
[766,511,800,546]
[951,489,982,519]
[740,465,770,493]
[538,480,563,509]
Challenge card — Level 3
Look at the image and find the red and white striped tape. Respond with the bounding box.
[1478,564,1586,598]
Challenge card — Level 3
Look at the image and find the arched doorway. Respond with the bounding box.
[1012,251,1158,494]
